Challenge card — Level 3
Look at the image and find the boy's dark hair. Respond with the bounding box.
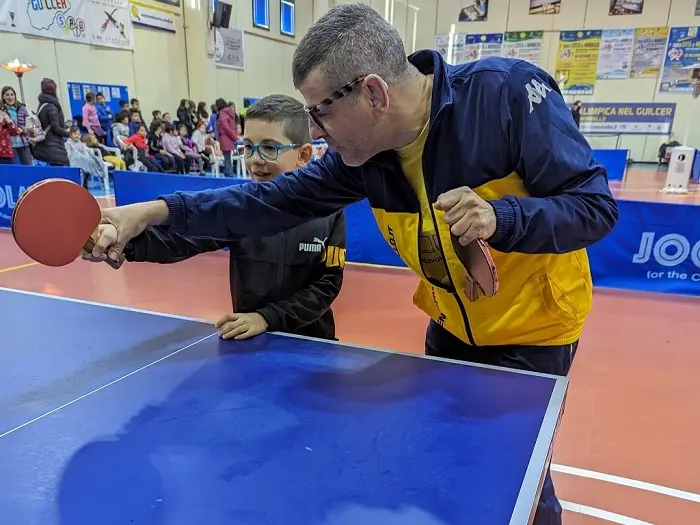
[210,103,217,113]
[165,123,175,133]
[152,110,161,118]
[215,98,227,111]
[136,123,147,133]
[130,109,141,118]
[130,98,139,105]
[85,93,94,103]
[246,94,311,144]
[115,110,129,123]
[95,92,104,99]
[119,100,129,108]
[69,125,80,134]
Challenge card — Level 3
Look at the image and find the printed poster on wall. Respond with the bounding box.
[661,27,700,93]
[555,30,602,95]
[503,31,543,65]
[596,29,634,79]
[129,1,176,33]
[609,0,644,15]
[214,26,244,70]
[4,0,134,50]
[458,1,487,22]
[528,0,560,15]
[454,33,502,63]
[630,27,669,78]
[435,34,450,63]
[578,102,675,135]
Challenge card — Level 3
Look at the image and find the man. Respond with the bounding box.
[119,95,345,341]
[85,4,618,522]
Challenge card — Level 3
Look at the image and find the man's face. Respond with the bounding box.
[243,119,309,182]
[298,69,386,167]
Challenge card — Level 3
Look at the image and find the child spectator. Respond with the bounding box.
[163,112,172,123]
[123,93,346,341]
[150,110,162,132]
[65,125,109,187]
[176,99,193,134]
[206,104,218,137]
[123,123,162,172]
[0,107,22,164]
[81,93,105,139]
[162,123,187,173]
[196,101,208,121]
[215,97,238,176]
[94,93,112,135]
[1,86,32,165]
[190,120,211,171]
[119,100,129,112]
[130,98,140,112]
[178,123,204,172]
[148,123,174,171]
[83,130,126,170]
[129,109,143,136]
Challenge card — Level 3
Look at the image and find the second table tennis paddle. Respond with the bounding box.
[451,236,499,301]
[11,178,124,269]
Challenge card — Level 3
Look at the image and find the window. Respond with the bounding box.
[253,0,270,30]
[280,0,295,37]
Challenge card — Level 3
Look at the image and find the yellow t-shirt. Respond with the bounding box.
[396,121,449,284]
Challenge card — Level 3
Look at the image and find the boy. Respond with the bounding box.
[122,94,346,341]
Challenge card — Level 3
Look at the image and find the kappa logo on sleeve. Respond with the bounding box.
[525,78,553,113]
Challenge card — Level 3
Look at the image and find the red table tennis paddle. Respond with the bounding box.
[451,236,499,301]
[11,178,124,269]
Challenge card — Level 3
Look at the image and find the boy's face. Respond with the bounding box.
[132,102,140,110]
[70,129,81,141]
[132,113,141,123]
[138,127,147,137]
[179,127,187,137]
[155,112,162,120]
[163,113,171,122]
[96,95,104,105]
[243,119,311,182]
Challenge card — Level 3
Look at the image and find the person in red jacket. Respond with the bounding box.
[0,108,22,164]
[123,124,162,172]
[214,98,238,176]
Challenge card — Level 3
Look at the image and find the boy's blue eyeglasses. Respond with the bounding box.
[238,142,300,162]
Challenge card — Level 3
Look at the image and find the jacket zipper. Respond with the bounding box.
[421,111,476,346]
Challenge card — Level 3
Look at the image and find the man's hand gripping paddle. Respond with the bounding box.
[11,178,125,269]
[451,237,499,302]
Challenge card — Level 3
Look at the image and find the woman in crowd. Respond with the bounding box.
[0,107,22,164]
[0,86,32,165]
[215,97,238,177]
[32,78,69,166]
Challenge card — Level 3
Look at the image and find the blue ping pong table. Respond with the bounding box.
[0,287,567,525]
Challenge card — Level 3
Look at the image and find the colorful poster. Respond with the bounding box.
[435,34,450,63]
[458,1,487,22]
[609,0,644,15]
[12,0,134,50]
[503,31,543,66]
[454,33,502,63]
[596,29,634,79]
[529,0,560,15]
[555,30,602,95]
[631,27,669,78]
[0,0,20,33]
[660,27,700,93]
[578,102,675,135]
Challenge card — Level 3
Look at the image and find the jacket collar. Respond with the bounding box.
[407,49,454,117]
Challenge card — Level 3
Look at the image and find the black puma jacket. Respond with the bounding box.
[124,211,346,340]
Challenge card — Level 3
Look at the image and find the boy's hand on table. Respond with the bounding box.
[216,313,268,340]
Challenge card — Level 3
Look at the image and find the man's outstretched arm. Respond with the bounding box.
[159,151,366,240]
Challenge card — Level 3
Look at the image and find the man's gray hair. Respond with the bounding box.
[292,3,409,91]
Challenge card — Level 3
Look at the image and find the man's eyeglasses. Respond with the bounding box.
[238,142,300,162]
[304,75,367,131]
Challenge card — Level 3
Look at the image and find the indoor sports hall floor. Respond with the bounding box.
[2,165,699,525]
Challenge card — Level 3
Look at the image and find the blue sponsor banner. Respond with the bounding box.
[579,102,676,135]
[113,170,242,205]
[661,26,700,94]
[588,199,700,296]
[0,165,81,228]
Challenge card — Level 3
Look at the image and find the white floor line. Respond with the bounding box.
[560,501,654,525]
[552,464,700,503]
[0,286,210,323]
[0,333,217,439]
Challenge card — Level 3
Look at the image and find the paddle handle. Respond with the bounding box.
[84,235,125,270]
